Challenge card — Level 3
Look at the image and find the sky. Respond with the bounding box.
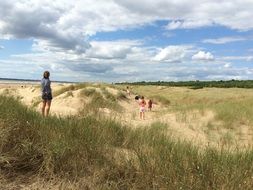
[0,0,253,82]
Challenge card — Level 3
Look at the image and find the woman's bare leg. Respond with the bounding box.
[42,101,46,117]
[45,101,51,117]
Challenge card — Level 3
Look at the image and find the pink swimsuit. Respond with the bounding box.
[139,100,146,112]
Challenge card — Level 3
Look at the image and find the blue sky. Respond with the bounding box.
[0,0,253,82]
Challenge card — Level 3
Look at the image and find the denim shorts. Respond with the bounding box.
[42,92,53,101]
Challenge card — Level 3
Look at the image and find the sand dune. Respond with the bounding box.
[0,83,219,147]
[2,83,253,149]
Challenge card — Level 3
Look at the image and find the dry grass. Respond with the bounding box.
[1,84,253,189]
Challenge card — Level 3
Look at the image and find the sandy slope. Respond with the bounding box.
[0,84,218,146]
[1,83,251,148]
[1,83,253,189]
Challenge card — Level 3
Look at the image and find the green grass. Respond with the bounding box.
[1,95,253,189]
[101,88,117,102]
[213,99,253,129]
[150,95,171,105]
[53,83,88,97]
[116,91,127,100]
[79,88,122,114]
[129,85,253,130]
[79,88,96,97]
[46,83,123,115]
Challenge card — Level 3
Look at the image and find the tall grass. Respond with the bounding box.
[131,85,253,129]
[53,83,88,97]
[1,95,253,189]
[213,98,253,129]
[79,88,122,113]
[151,95,171,105]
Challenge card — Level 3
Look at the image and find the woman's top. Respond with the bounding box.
[41,78,51,94]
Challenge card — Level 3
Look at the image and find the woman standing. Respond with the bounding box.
[41,71,52,117]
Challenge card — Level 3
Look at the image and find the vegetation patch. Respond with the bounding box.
[53,83,87,97]
[1,95,253,189]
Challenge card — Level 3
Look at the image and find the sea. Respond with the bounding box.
[0,78,74,85]
[0,78,40,85]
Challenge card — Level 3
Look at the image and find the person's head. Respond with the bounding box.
[43,71,50,79]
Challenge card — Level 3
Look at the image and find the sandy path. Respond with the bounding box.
[117,95,215,146]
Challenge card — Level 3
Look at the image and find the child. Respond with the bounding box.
[139,96,146,120]
[126,86,131,96]
[148,99,153,111]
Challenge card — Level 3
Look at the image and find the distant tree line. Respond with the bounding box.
[117,80,253,89]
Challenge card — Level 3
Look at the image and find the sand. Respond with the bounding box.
[0,82,218,148]
[3,82,253,149]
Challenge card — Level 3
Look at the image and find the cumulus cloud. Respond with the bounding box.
[192,51,214,61]
[0,0,252,82]
[1,48,252,82]
[220,56,253,62]
[0,0,253,55]
[223,63,232,68]
[153,46,191,62]
[202,36,248,44]
[166,20,213,30]
[0,0,152,54]
[66,62,113,74]
[116,0,253,31]
[0,0,91,54]
[85,40,139,59]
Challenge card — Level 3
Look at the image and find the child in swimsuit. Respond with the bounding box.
[148,99,153,111]
[126,86,131,96]
[139,96,146,120]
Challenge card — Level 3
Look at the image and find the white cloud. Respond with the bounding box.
[202,36,248,44]
[0,0,253,55]
[117,0,253,31]
[224,63,231,68]
[0,0,91,54]
[0,0,253,82]
[1,48,252,82]
[166,20,213,30]
[220,56,253,62]
[153,46,190,62]
[192,51,214,61]
[85,40,140,59]
[0,45,4,49]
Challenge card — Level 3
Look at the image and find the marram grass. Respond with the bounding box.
[1,95,253,189]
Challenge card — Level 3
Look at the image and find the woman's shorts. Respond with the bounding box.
[140,107,145,112]
[42,92,53,101]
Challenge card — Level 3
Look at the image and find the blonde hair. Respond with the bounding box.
[43,71,50,79]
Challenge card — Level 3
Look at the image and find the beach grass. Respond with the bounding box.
[130,85,253,129]
[79,87,122,114]
[1,95,253,189]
